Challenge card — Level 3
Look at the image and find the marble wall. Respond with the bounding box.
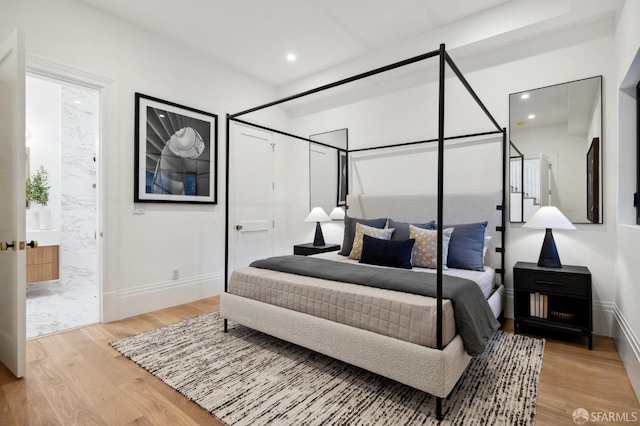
[60,84,99,299]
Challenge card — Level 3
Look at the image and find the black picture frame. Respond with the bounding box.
[134,93,217,204]
[587,137,600,223]
[337,151,347,206]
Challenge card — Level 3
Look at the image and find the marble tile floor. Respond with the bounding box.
[26,280,98,339]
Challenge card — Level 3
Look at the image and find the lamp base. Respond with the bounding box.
[313,222,326,246]
[537,228,562,268]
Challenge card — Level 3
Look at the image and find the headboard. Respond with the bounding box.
[346,191,504,279]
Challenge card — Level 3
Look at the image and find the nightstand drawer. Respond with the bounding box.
[515,270,589,297]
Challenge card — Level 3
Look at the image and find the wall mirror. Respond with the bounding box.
[309,129,348,214]
[509,76,602,224]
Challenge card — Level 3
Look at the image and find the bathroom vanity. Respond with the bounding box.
[26,230,60,284]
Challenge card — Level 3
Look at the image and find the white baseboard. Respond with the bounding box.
[102,272,224,322]
[613,305,640,404]
[593,300,614,337]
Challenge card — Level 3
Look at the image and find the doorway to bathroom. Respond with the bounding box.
[25,74,100,338]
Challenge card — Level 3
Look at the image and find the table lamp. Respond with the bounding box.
[329,206,345,221]
[523,206,576,268]
[305,207,331,246]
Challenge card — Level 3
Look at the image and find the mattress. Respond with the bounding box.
[228,257,495,349]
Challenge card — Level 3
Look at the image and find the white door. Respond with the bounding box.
[232,124,273,268]
[539,154,550,206]
[0,29,27,378]
[309,143,338,214]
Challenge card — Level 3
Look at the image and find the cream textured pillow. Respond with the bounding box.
[349,223,395,260]
[409,225,454,269]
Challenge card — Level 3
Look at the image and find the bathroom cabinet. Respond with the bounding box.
[26,245,59,284]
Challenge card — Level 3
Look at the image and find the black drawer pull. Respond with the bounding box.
[535,280,566,286]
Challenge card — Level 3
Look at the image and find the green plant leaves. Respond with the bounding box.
[26,165,50,206]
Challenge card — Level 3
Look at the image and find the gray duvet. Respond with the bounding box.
[250,255,499,356]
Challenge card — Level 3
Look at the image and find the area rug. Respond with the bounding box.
[111,312,544,425]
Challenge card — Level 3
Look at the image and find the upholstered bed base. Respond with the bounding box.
[220,284,504,398]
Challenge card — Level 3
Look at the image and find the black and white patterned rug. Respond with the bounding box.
[111,312,544,425]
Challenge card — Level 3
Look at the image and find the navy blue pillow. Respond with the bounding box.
[444,221,488,271]
[389,219,435,241]
[359,234,415,269]
[339,216,387,256]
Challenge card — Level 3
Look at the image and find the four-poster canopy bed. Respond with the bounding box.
[222,44,507,420]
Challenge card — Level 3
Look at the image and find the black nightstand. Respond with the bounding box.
[513,261,592,349]
[293,243,340,256]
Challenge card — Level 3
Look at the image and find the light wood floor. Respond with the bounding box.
[0,297,638,425]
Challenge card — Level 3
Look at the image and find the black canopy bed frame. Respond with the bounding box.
[222,44,507,421]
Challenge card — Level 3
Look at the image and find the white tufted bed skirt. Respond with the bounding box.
[221,284,503,398]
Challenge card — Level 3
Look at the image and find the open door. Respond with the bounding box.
[0,29,27,378]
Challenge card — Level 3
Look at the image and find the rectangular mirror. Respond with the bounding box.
[509,76,602,223]
[309,129,348,214]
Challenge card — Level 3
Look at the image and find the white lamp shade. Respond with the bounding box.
[305,207,331,223]
[329,206,345,220]
[523,206,576,230]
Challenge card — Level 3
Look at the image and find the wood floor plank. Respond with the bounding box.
[0,297,637,425]
[502,320,640,425]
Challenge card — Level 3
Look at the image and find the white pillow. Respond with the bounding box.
[483,236,492,263]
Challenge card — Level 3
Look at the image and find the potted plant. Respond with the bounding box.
[26,165,51,229]
[26,165,50,207]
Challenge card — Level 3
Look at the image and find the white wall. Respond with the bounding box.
[614,0,640,403]
[25,76,61,232]
[1,0,286,321]
[291,35,618,335]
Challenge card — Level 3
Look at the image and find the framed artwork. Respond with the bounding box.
[586,137,600,223]
[134,93,217,204]
[337,151,347,206]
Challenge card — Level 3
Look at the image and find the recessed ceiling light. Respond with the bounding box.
[286,53,296,62]
[74,100,82,104]
[521,93,530,99]
[528,114,535,119]
[159,114,165,118]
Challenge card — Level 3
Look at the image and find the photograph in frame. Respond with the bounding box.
[134,93,217,204]
[586,137,600,223]
[337,151,347,206]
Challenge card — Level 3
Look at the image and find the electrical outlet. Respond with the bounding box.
[172,269,180,280]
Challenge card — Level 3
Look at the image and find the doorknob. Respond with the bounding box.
[26,240,38,249]
[0,241,16,251]
[235,225,243,230]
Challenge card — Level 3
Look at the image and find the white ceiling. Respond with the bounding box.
[76,0,511,87]
[510,77,601,135]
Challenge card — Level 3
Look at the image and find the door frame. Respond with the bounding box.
[25,56,115,323]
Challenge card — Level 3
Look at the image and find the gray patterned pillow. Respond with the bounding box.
[409,225,454,269]
[349,223,395,260]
